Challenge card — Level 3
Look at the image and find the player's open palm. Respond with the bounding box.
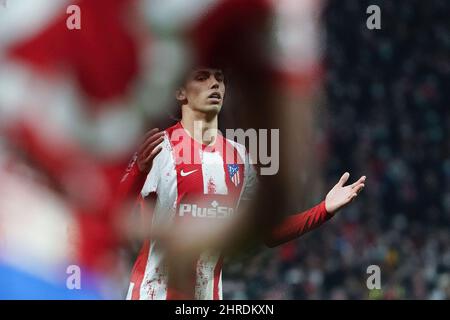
[136,128,164,173]
[325,172,366,214]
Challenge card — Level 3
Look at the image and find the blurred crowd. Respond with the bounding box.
[222,0,450,300]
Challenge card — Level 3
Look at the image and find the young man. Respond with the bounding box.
[121,67,366,300]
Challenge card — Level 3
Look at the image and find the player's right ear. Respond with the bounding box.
[175,88,187,103]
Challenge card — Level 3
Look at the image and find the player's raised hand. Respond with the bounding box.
[325,172,366,214]
[136,128,164,173]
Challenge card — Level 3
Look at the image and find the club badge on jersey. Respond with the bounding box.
[227,164,240,186]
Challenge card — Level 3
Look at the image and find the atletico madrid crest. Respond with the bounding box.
[227,164,240,186]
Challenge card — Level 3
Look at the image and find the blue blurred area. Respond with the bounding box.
[0,263,102,300]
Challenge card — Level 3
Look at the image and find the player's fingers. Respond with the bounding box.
[354,183,365,194]
[138,128,160,147]
[141,131,164,146]
[138,132,164,154]
[138,135,156,154]
[142,128,159,141]
[141,136,164,159]
[143,146,162,163]
[347,191,358,200]
[337,172,350,187]
[351,176,366,188]
[149,145,163,160]
[146,132,165,146]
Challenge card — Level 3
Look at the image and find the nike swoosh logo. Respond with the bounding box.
[180,169,198,177]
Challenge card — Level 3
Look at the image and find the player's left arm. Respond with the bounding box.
[109,129,163,244]
[115,128,164,203]
[264,172,366,247]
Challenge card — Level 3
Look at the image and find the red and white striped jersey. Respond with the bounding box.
[126,122,257,300]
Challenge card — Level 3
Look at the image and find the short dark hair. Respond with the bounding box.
[176,64,230,89]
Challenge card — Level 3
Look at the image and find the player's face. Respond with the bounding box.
[177,68,225,115]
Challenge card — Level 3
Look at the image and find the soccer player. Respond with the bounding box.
[121,67,366,300]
